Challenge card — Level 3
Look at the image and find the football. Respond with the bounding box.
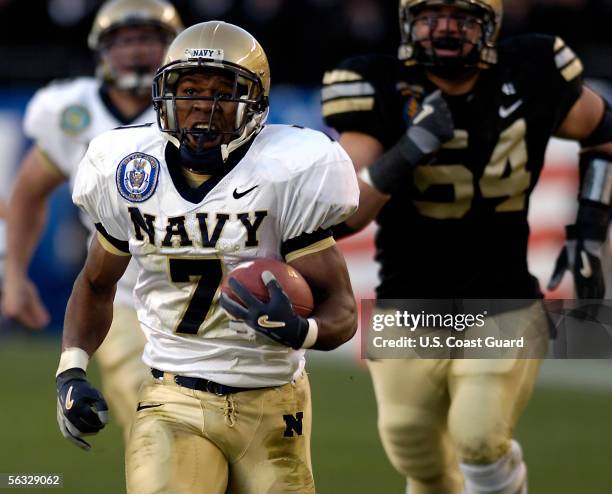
[221,258,314,317]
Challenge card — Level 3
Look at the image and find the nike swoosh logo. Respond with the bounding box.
[257,315,286,328]
[580,251,592,278]
[233,185,258,199]
[499,99,523,118]
[136,403,164,412]
[65,386,74,410]
[412,104,434,125]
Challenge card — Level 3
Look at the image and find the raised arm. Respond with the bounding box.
[548,86,612,298]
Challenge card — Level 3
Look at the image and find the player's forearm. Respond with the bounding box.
[62,271,116,355]
[5,182,50,278]
[310,290,358,351]
[343,178,389,232]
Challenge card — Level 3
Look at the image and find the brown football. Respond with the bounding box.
[221,258,314,317]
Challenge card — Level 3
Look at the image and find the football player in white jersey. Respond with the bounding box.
[55,21,359,493]
[2,0,182,442]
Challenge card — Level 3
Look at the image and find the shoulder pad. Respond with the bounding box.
[499,34,583,83]
[322,54,406,148]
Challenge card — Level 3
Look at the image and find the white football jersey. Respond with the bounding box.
[73,124,359,387]
[23,77,155,307]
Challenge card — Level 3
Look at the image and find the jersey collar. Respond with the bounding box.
[98,84,151,126]
[164,133,255,204]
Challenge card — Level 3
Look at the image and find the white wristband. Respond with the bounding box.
[302,318,319,349]
[56,347,90,376]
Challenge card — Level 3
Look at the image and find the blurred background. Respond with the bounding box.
[1,1,612,493]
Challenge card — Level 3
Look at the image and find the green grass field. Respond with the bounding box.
[1,333,611,493]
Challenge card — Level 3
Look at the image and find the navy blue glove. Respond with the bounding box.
[548,224,605,299]
[219,271,310,349]
[56,368,108,451]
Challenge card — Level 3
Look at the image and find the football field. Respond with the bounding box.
[1,333,611,493]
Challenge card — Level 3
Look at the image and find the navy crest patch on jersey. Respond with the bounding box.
[60,105,91,135]
[116,152,160,203]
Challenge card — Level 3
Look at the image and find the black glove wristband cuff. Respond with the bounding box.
[368,134,427,194]
[56,368,87,389]
[575,200,609,241]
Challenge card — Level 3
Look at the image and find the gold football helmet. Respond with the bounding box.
[88,0,182,50]
[89,0,183,94]
[398,0,502,68]
[152,21,270,157]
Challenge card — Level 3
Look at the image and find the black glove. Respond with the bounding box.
[548,224,605,299]
[405,89,455,155]
[366,90,455,194]
[56,368,108,451]
[219,271,310,349]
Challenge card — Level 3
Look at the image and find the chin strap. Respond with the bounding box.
[163,106,268,174]
[97,64,153,96]
[114,73,153,96]
[177,122,265,175]
[221,108,268,160]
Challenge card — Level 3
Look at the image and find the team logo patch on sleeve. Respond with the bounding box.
[116,153,160,203]
[60,105,91,135]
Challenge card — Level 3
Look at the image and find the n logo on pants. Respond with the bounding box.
[283,412,303,437]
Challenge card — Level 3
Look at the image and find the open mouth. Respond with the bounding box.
[184,124,224,150]
[190,122,223,135]
[433,47,462,57]
[430,36,469,57]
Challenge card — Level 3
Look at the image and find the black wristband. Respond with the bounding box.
[575,200,609,241]
[367,134,427,194]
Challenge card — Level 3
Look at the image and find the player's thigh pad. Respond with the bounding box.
[448,304,545,464]
[94,304,148,442]
[126,377,229,494]
[367,359,460,483]
[225,372,314,494]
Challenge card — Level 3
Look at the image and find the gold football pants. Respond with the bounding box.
[367,302,547,494]
[94,304,148,444]
[126,371,314,494]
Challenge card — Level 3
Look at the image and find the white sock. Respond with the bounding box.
[460,440,527,494]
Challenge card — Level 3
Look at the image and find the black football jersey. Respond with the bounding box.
[323,34,584,298]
